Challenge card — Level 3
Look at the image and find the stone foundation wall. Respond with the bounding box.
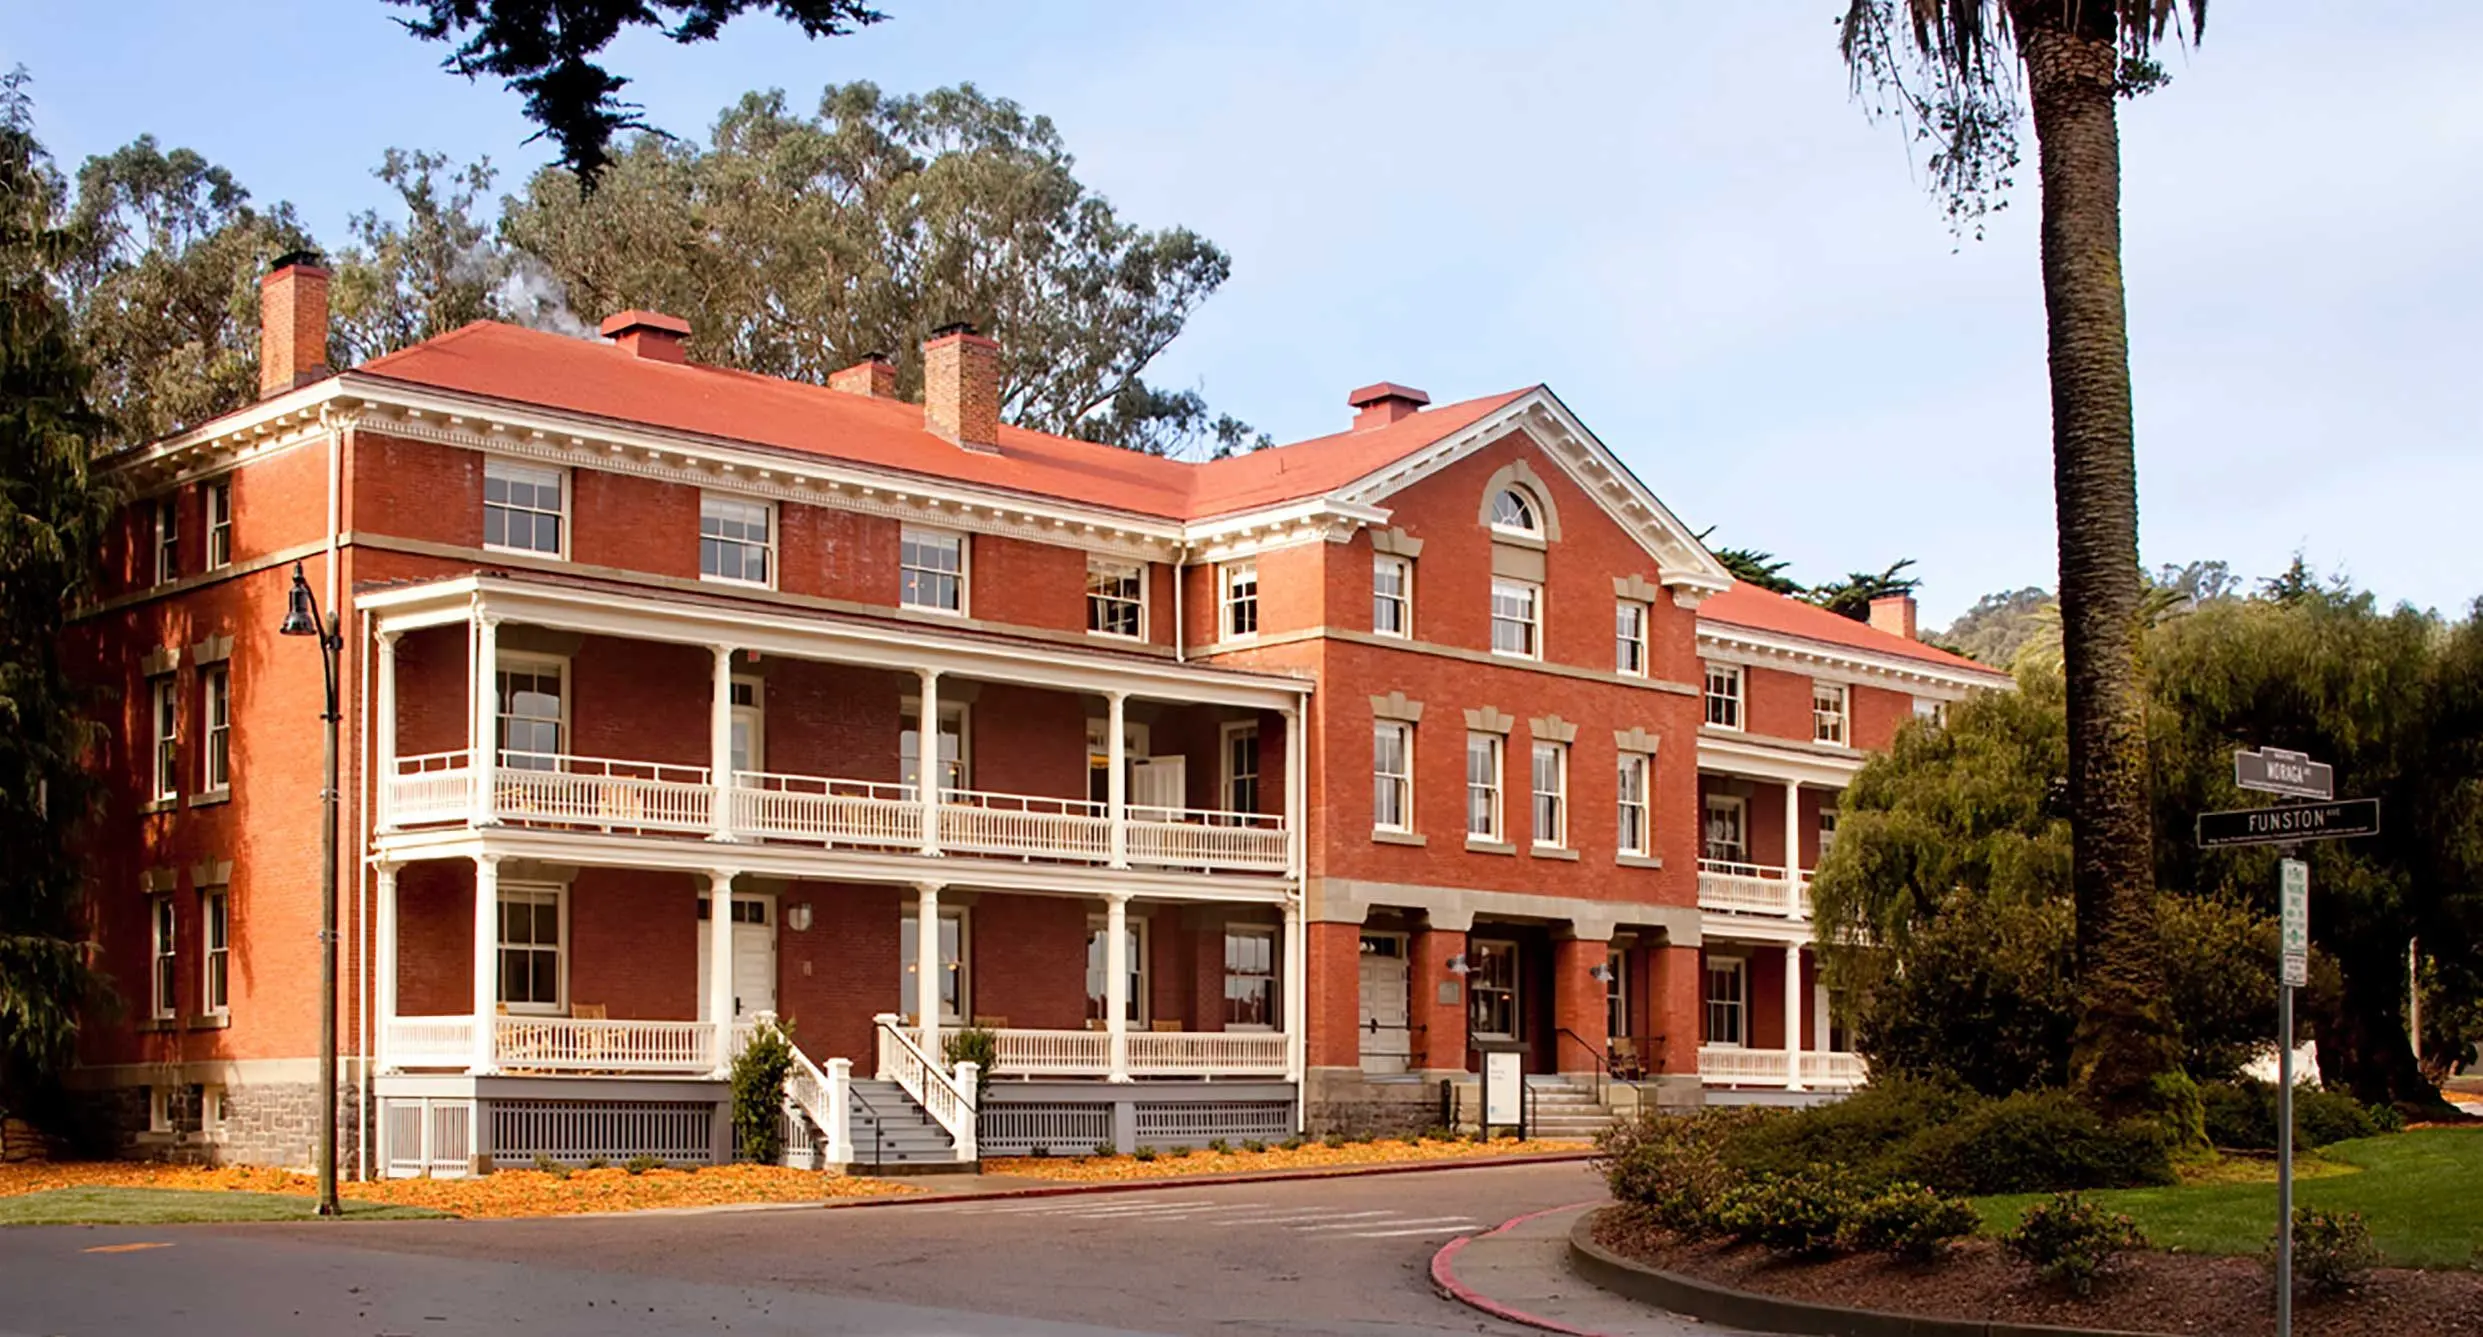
[1301,1068,1462,1136]
[86,1075,366,1172]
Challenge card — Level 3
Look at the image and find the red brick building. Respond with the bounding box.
[71,260,2006,1173]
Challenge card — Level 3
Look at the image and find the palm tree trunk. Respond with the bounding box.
[2017,12,2185,1121]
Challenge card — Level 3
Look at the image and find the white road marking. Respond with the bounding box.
[1291,1216,1477,1233]
[970,1198,1224,1215]
[1055,1204,1259,1220]
[1341,1224,1485,1238]
[1211,1209,1397,1226]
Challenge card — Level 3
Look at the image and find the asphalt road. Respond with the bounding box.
[0,1161,1607,1336]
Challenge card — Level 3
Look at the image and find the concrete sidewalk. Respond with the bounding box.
[825,1149,1599,1208]
[1432,1202,1762,1337]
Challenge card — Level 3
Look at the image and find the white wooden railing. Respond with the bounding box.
[751,1014,851,1167]
[946,1027,1111,1078]
[1128,1029,1288,1077]
[1697,1045,1793,1084]
[1801,1051,1868,1088]
[873,1014,977,1161]
[1698,859,1804,916]
[386,753,1288,873]
[494,1015,717,1072]
[383,1015,476,1066]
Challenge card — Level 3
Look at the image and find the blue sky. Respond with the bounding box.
[9,2,2478,626]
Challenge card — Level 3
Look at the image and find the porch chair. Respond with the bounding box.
[1150,1020,1185,1032]
[570,1003,609,1066]
[1609,1036,1646,1082]
[971,1015,1009,1029]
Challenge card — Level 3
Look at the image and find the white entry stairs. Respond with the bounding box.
[1522,1075,1625,1140]
[844,1079,966,1172]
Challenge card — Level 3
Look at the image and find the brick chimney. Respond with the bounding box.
[1869,594,1919,641]
[829,353,898,399]
[1348,382,1430,431]
[600,309,691,363]
[258,250,331,398]
[923,323,1001,453]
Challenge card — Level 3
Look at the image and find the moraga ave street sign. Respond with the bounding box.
[2197,798,2380,849]
[2235,747,2335,801]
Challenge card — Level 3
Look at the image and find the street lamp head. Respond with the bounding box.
[279,562,319,637]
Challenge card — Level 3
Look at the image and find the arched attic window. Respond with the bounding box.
[1490,487,1541,536]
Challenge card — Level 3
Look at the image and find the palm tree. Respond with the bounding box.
[1837,1,2203,1122]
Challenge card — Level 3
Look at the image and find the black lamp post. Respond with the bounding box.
[278,560,343,1217]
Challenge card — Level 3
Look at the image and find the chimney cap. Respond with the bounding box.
[929,320,978,340]
[1347,381,1430,410]
[599,309,692,339]
[269,247,327,274]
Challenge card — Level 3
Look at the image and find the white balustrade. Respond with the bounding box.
[874,1015,977,1160]
[1698,1044,1793,1085]
[1697,859,1802,916]
[936,790,1110,861]
[732,773,922,848]
[1800,1051,1868,1089]
[1126,1029,1288,1077]
[383,1015,478,1067]
[387,753,476,827]
[1126,807,1288,872]
[490,754,714,833]
[492,1015,717,1073]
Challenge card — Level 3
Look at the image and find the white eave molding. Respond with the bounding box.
[1697,621,2012,695]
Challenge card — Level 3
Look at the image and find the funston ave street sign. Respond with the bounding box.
[2196,798,2381,849]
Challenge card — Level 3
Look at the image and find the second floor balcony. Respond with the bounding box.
[1695,858,1813,918]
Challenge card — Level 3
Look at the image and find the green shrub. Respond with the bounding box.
[2296,1087,2385,1147]
[623,1154,664,1175]
[584,1155,610,1170]
[2288,1208,2378,1294]
[1844,1181,1981,1261]
[1323,1133,1349,1149]
[1165,1144,1192,1158]
[1242,1139,1267,1153]
[1599,1108,1766,1238]
[1280,1135,1306,1151]
[2201,1080,2277,1149]
[2202,1079,2392,1151]
[942,1027,998,1101]
[1899,1090,2172,1194]
[2004,1193,2147,1296]
[1712,1170,1865,1257]
[531,1151,572,1179]
[729,1018,796,1164]
[1028,1145,1051,1159]
[1724,1079,1972,1184]
[1133,1145,1158,1162]
[1092,1142,1115,1159]
[1207,1138,1230,1154]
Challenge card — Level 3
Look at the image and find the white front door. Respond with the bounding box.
[1358,934,1411,1074]
[698,896,777,1020]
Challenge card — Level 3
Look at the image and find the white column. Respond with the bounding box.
[1282,897,1305,1086]
[1784,942,1805,1092]
[471,854,499,1074]
[472,614,499,825]
[709,646,735,840]
[914,882,943,1055]
[916,669,942,856]
[824,1057,853,1165]
[1783,779,1803,911]
[1105,892,1131,1082]
[1106,690,1128,868]
[1283,704,1306,882]
[375,631,399,829]
[375,861,400,1070]
[707,869,739,1075]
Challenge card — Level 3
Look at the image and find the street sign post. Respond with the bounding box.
[2275,857,2308,1337]
[2196,798,2379,849]
[2236,747,2335,801]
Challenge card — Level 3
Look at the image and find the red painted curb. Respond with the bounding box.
[823,1149,1598,1210]
[1430,1201,1608,1337]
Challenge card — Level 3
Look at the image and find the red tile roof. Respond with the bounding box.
[356,322,1529,523]
[1698,583,2005,678]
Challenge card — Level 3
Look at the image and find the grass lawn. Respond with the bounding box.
[0,1187,444,1227]
[1976,1129,2483,1268]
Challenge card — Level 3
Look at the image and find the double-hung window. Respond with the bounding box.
[1616,752,1652,857]
[150,895,176,1021]
[1817,809,1840,863]
[900,702,968,795]
[900,527,966,613]
[1705,957,1747,1047]
[1222,723,1261,815]
[1812,680,1849,745]
[1221,562,1258,639]
[700,495,774,586]
[149,676,178,802]
[153,496,180,586]
[1606,948,1630,1038]
[1086,558,1143,638]
[1490,579,1540,659]
[483,459,564,555]
[1465,733,1504,841]
[1530,741,1568,848]
[495,661,564,770]
[1468,939,1519,1039]
[1703,662,1743,729]
[202,890,229,1016]
[1223,927,1277,1029]
[1615,601,1648,677]
[201,665,231,793]
[903,908,971,1024]
[1083,916,1144,1024]
[1914,695,1947,726]
[1372,555,1411,638]
[1372,721,1413,833]
[1703,795,1748,866]
[497,883,563,1013]
[205,481,233,570]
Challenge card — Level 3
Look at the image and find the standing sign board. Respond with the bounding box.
[1475,1040,1530,1137]
[2280,859,2310,989]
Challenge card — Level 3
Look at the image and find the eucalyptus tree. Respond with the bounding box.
[1837,0,2205,1120]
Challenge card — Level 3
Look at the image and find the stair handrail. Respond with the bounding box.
[784,1046,852,1167]
[872,1013,978,1160]
[1552,1027,1613,1107]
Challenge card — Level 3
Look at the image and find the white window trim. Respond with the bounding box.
[1084,556,1146,641]
[901,697,973,793]
[201,665,231,795]
[1616,752,1652,858]
[1222,924,1279,1032]
[1530,740,1568,850]
[699,492,778,590]
[150,675,180,802]
[153,496,179,586]
[1703,661,1744,731]
[202,888,230,1017]
[1616,600,1649,678]
[1372,554,1413,640]
[1220,720,1261,816]
[1607,947,1631,1039]
[1705,955,1748,1048]
[1468,937,1521,1040]
[1490,578,1541,661]
[730,675,766,777]
[1220,561,1260,641]
[482,457,569,560]
[1373,719,1414,835]
[1914,695,1948,725]
[150,894,176,1021]
[1084,912,1142,1024]
[496,880,569,1016]
[898,525,970,615]
[1466,732,1504,841]
[200,1083,225,1135]
[1812,679,1850,747]
[205,480,233,571]
[147,1085,172,1134]
[902,905,974,1025]
[1816,808,1840,869]
[1489,487,1543,539]
[494,652,571,769]
[1703,793,1748,866]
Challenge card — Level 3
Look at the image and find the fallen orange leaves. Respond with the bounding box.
[985,1136,1590,1182]
[0,1160,914,1218]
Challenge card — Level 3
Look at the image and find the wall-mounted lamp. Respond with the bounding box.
[1444,954,1471,976]
[787,902,813,932]
[1587,962,1615,983]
